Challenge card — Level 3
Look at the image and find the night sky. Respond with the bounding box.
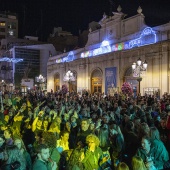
[0,0,170,41]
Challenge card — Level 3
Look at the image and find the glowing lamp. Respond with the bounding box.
[132,63,136,70]
[143,60,148,69]
[137,58,142,66]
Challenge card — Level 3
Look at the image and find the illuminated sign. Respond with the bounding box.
[56,51,74,63]
[0,57,23,63]
[80,27,157,58]
[129,27,157,48]
[56,27,157,63]
[81,40,111,58]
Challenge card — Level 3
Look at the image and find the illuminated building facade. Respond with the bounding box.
[10,44,56,87]
[0,41,56,90]
[47,7,170,96]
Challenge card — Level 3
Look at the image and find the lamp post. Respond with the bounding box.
[35,74,45,91]
[63,70,76,92]
[132,58,147,94]
[1,80,6,94]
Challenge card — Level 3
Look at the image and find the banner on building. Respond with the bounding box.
[105,67,117,96]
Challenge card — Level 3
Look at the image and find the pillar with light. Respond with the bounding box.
[132,58,148,94]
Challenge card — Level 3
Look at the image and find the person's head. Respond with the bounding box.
[102,114,110,124]
[141,136,152,153]
[36,118,43,128]
[4,128,12,140]
[4,115,9,123]
[65,122,71,131]
[81,118,90,131]
[49,122,59,132]
[14,138,26,150]
[91,113,98,121]
[36,144,50,162]
[15,114,24,121]
[4,94,9,99]
[140,122,150,136]
[89,122,95,131]
[149,127,160,140]
[0,124,7,131]
[117,162,129,170]
[125,121,134,131]
[8,109,14,117]
[55,116,61,125]
[28,110,33,118]
[109,124,119,135]
[60,130,69,142]
[132,156,147,170]
[43,120,49,129]
[0,134,5,147]
[86,134,100,149]
[71,116,77,123]
[34,131,43,143]
[146,106,152,113]
[160,118,167,129]
[114,102,118,108]
[21,103,27,109]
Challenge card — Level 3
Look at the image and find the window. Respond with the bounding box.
[8,23,16,29]
[8,30,16,37]
[0,21,5,26]
[0,35,5,39]
[0,28,5,32]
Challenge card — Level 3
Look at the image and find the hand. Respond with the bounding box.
[38,111,44,117]
[102,155,109,163]
[146,161,154,168]
[51,162,57,170]
[80,152,85,162]
[100,155,109,165]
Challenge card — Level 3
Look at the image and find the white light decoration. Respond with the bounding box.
[101,40,110,46]
[0,57,23,63]
[54,27,157,64]
[36,74,46,83]
[132,58,148,94]
[132,63,136,70]
[132,58,147,77]
[137,58,142,66]
[9,30,14,36]
[63,70,76,82]
[80,27,157,59]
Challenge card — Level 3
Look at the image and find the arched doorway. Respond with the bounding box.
[54,73,60,92]
[124,67,138,97]
[91,69,102,94]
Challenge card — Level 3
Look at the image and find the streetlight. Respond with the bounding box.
[132,58,148,94]
[1,80,6,94]
[63,70,76,92]
[35,74,46,91]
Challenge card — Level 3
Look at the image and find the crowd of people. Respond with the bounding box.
[0,89,170,170]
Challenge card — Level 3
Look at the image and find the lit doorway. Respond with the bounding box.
[91,69,102,94]
[54,73,60,92]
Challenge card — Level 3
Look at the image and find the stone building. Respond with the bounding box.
[47,7,170,96]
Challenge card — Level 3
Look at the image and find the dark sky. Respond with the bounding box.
[0,0,170,41]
